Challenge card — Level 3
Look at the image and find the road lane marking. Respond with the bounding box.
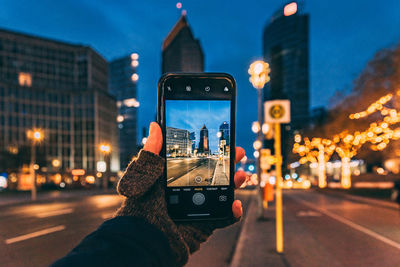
[5,225,66,245]
[36,208,74,218]
[295,198,400,251]
[296,210,322,217]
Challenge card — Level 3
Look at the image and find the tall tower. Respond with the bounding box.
[162,13,204,73]
[198,125,209,154]
[263,1,309,166]
[109,53,139,170]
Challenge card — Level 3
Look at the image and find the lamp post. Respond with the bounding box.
[26,129,44,201]
[99,143,111,190]
[248,60,271,217]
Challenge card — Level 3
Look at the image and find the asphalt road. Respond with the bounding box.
[1,189,399,267]
[168,157,218,186]
[0,191,251,267]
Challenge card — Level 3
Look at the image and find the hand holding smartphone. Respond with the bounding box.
[157,73,238,221]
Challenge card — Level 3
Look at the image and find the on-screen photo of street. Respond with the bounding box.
[166,100,230,187]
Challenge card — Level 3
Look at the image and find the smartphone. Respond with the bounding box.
[157,73,236,221]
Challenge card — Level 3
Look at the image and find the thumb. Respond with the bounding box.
[143,122,163,155]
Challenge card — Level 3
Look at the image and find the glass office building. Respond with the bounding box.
[0,28,119,188]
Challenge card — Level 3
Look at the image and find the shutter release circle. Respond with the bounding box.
[192,192,205,205]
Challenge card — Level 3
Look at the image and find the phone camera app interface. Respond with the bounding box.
[166,100,230,187]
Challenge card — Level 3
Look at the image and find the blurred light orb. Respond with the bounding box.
[131,73,139,82]
[131,60,139,67]
[130,53,139,60]
[253,151,260,158]
[262,123,270,134]
[252,121,261,133]
[0,176,7,189]
[176,2,182,9]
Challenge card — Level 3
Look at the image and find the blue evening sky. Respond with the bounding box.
[1,0,399,156]
[166,100,230,153]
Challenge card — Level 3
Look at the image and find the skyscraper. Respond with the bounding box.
[219,121,230,155]
[198,125,209,154]
[263,2,309,165]
[162,13,204,73]
[109,53,139,170]
[0,28,119,189]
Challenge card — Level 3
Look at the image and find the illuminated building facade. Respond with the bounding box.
[263,2,309,166]
[0,28,119,188]
[199,125,210,154]
[109,54,139,169]
[162,13,204,73]
[166,127,192,157]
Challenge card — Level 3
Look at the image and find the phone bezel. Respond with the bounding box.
[157,73,236,221]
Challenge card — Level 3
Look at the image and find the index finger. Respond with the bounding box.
[235,147,245,164]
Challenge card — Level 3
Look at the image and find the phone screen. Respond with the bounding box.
[166,100,231,187]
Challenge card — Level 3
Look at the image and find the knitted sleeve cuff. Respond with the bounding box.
[117,149,165,199]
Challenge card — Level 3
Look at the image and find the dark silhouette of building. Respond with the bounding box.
[219,121,230,146]
[219,121,230,155]
[262,2,309,166]
[109,53,139,170]
[198,125,209,154]
[162,13,204,73]
[0,27,119,188]
[190,131,196,151]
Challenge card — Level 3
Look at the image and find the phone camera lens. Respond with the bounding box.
[205,86,210,92]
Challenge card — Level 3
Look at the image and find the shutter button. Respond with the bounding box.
[192,193,205,205]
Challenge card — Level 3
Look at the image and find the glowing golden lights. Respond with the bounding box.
[27,129,44,143]
[130,53,139,60]
[251,121,261,133]
[99,144,111,154]
[131,73,139,82]
[248,60,271,89]
[18,72,32,87]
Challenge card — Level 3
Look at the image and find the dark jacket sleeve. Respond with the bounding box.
[51,216,175,267]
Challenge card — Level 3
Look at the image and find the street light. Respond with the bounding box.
[248,60,271,217]
[99,143,111,190]
[26,129,44,201]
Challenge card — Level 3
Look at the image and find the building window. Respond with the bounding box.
[18,72,32,87]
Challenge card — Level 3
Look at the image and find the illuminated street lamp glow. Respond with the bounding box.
[253,140,262,150]
[262,123,270,134]
[131,53,139,60]
[99,144,111,154]
[253,151,260,158]
[251,121,261,133]
[131,73,139,82]
[248,60,271,89]
[117,115,124,122]
[131,60,139,67]
[27,129,44,143]
[142,137,148,145]
[52,159,61,168]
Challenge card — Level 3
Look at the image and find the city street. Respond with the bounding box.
[1,189,399,266]
[168,157,230,187]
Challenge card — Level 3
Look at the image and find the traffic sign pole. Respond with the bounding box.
[264,99,289,254]
[274,122,283,253]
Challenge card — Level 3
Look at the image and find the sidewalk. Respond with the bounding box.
[0,188,116,207]
[230,192,287,267]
